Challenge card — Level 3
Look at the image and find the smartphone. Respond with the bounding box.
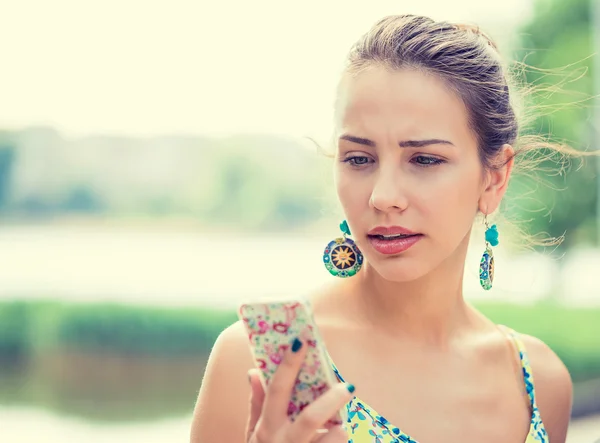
[238,298,347,426]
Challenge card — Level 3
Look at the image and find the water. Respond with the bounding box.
[0,407,191,443]
[0,354,206,423]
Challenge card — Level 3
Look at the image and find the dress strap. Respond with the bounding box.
[497,325,538,409]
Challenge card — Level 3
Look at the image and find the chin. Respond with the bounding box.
[363,256,430,283]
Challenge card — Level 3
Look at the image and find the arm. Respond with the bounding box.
[190,320,255,443]
[520,334,573,443]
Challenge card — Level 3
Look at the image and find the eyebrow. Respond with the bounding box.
[339,134,454,148]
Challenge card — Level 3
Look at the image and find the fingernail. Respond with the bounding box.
[291,337,303,352]
[346,383,355,394]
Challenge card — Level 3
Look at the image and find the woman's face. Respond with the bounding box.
[334,66,491,282]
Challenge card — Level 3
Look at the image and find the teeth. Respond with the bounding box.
[378,234,409,239]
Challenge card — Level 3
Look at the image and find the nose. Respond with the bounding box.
[369,166,408,213]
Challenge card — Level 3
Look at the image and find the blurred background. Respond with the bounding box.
[0,0,599,441]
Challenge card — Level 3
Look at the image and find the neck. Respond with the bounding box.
[349,235,480,348]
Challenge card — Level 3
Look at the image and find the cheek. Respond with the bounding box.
[335,166,371,210]
[413,164,482,229]
[413,177,477,276]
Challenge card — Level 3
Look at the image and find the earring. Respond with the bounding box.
[479,215,499,290]
[322,220,363,278]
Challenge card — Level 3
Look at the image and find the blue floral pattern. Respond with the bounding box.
[506,327,549,443]
[330,325,548,443]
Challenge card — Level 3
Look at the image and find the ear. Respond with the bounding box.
[479,144,515,214]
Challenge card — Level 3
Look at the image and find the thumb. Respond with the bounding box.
[246,369,266,438]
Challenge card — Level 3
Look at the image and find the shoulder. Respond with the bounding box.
[518,333,573,443]
[209,319,253,360]
[308,279,358,326]
[190,320,255,442]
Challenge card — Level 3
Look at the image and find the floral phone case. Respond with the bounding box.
[238,299,346,425]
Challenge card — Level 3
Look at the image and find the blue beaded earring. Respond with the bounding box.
[322,220,363,278]
[479,214,499,290]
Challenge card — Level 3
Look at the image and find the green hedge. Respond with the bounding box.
[0,300,238,358]
[56,303,236,355]
[0,301,32,359]
[0,300,598,381]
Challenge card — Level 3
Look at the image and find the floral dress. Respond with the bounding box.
[331,326,548,443]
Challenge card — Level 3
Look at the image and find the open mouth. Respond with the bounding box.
[368,234,421,240]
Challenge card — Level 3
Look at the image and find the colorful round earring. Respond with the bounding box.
[322,220,363,278]
[479,214,499,290]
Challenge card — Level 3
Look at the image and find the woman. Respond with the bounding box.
[192,15,576,443]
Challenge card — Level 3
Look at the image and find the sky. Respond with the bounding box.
[0,0,534,141]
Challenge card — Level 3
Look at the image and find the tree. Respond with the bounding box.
[510,0,597,247]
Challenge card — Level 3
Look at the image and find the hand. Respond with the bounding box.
[246,337,354,443]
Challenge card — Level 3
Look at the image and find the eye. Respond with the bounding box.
[412,155,445,167]
[343,156,373,167]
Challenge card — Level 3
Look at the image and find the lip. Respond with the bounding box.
[367,226,419,236]
[368,234,423,255]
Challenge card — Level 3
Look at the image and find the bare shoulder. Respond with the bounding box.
[190,320,254,443]
[519,333,573,443]
[308,279,357,326]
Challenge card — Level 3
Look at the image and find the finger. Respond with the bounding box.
[246,369,266,438]
[288,383,355,443]
[261,336,308,425]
